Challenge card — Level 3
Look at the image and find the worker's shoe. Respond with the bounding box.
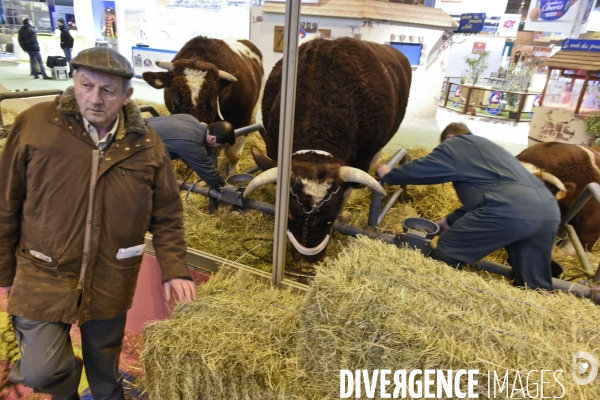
[42,75,52,80]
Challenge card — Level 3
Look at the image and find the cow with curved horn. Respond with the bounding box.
[142,36,264,174]
[244,37,412,267]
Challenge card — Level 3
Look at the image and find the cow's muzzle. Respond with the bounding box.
[286,230,330,256]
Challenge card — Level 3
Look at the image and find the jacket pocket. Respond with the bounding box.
[21,247,60,271]
[113,253,144,268]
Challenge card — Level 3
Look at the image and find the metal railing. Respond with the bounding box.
[0,89,64,126]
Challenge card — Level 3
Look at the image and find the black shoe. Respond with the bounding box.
[34,76,40,79]
[43,75,52,80]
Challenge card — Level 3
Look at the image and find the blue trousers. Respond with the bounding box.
[9,314,127,400]
[63,47,73,74]
[27,50,46,77]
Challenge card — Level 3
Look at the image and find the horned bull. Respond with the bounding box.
[243,37,412,266]
[143,36,264,174]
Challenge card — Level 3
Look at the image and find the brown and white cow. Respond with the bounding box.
[517,142,600,248]
[243,37,412,266]
[142,36,263,174]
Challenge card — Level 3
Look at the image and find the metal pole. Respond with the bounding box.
[234,123,266,138]
[443,81,451,107]
[477,260,599,304]
[0,89,64,125]
[561,224,596,277]
[272,0,302,286]
[561,182,600,225]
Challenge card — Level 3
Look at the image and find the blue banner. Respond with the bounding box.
[458,13,487,33]
[561,39,600,52]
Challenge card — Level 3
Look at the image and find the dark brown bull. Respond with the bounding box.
[517,142,600,248]
[243,37,412,266]
[142,36,263,174]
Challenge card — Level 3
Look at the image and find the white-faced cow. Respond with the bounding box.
[517,142,600,248]
[243,37,412,266]
[142,36,263,174]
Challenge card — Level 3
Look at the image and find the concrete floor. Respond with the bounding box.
[1,61,530,155]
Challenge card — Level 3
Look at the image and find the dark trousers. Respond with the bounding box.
[27,50,46,77]
[9,314,127,400]
[63,47,73,74]
[432,198,560,291]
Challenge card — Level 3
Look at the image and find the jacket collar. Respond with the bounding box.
[57,86,149,138]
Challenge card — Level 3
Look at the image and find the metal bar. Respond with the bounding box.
[272,0,302,287]
[477,260,599,304]
[574,71,592,115]
[377,187,405,226]
[234,123,266,138]
[0,89,64,125]
[138,105,160,117]
[368,148,408,227]
[561,182,600,225]
[561,224,596,277]
[143,234,307,294]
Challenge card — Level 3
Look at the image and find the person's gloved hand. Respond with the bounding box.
[208,197,219,214]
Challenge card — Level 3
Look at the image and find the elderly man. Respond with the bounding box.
[0,47,196,399]
[376,122,560,291]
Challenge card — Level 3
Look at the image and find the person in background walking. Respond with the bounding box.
[57,18,74,78]
[18,18,51,80]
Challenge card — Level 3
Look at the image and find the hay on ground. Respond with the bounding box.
[142,236,600,399]
[142,268,303,400]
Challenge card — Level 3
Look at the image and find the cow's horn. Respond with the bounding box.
[243,167,278,197]
[339,167,386,196]
[156,61,175,71]
[218,70,237,82]
[541,171,567,200]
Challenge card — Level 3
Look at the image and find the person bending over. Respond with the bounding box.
[376,122,560,290]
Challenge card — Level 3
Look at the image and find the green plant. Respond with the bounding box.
[505,82,525,109]
[584,95,600,138]
[462,51,490,86]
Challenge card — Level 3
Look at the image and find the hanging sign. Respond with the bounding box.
[472,42,487,54]
[562,39,600,52]
[457,13,486,33]
[486,91,502,115]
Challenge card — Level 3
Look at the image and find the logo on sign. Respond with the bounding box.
[503,20,516,28]
[487,91,502,115]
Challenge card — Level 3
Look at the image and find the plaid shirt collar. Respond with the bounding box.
[82,115,119,151]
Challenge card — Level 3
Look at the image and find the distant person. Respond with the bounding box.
[376,122,561,291]
[57,18,74,77]
[18,18,51,80]
[146,114,235,192]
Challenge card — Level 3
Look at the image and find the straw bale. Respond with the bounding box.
[142,268,303,400]
[297,236,600,399]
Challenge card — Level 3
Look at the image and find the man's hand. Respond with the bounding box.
[435,218,450,236]
[164,279,196,303]
[376,165,391,180]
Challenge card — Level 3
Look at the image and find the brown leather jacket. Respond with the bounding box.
[0,87,190,325]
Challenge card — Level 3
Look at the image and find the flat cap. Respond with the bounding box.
[71,47,134,79]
